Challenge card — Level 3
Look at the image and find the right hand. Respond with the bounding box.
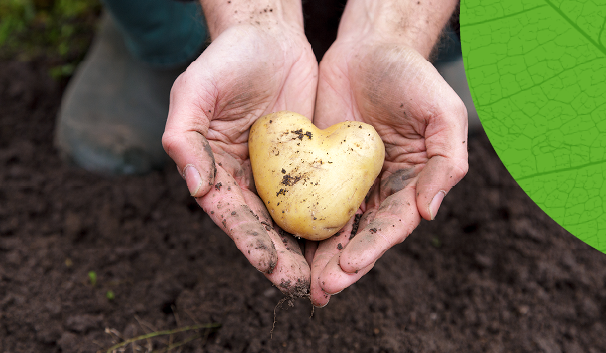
[303,0,465,307]
[308,40,468,307]
[162,22,318,296]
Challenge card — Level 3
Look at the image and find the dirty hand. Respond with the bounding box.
[307,0,468,307]
[163,0,317,296]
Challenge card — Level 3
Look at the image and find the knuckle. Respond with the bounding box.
[453,97,468,119]
[161,132,180,157]
[453,158,469,181]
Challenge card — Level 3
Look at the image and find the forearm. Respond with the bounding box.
[337,0,459,57]
[198,0,304,39]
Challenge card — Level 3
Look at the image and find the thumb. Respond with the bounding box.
[162,69,217,198]
[415,154,467,220]
[416,99,469,221]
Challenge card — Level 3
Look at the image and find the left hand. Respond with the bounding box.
[307,35,469,307]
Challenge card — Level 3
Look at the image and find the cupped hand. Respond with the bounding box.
[308,38,469,306]
[162,23,318,296]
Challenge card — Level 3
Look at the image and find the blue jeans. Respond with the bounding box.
[434,26,462,63]
[101,0,208,67]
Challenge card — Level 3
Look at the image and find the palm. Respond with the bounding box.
[309,40,468,306]
[165,25,318,296]
[201,26,317,160]
[316,43,433,206]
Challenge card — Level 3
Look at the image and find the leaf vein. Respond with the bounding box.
[544,0,606,55]
[518,159,606,181]
[483,57,603,106]
[462,4,548,27]
[598,16,606,47]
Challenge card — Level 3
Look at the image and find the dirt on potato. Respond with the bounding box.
[1,2,606,352]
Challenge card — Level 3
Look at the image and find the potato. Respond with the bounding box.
[248,111,385,241]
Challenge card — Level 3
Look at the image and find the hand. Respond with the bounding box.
[308,0,468,307]
[163,15,318,296]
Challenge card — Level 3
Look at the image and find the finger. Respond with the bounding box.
[162,68,217,198]
[309,212,359,307]
[268,228,311,297]
[318,254,374,295]
[309,230,348,307]
[357,208,376,234]
[304,240,317,267]
[242,189,311,297]
[416,75,469,221]
[198,168,277,274]
[338,187,421,273]
[416,152,468,220]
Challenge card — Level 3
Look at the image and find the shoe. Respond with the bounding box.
[55,13,186,175]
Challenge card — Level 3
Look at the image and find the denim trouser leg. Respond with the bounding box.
[101,0,208,67]
[434,26,462,63]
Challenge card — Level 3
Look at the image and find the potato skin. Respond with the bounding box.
[249,111,385,241]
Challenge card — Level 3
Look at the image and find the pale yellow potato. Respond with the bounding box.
[248,111,385,241]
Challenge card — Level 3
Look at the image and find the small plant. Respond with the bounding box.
[0,0,35,46]
[0,0,102,78]
[103,323,222,353]
[431,236,442,248]
[106,290,115,301]
[88,270,97,287]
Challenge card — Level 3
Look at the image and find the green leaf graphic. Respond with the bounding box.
[461,0,606,252]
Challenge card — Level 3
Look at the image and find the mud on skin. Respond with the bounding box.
[279,278,311,298]
[250,235,277,274]
[276,228,303,255]
[212,198,278,274]
[380,168,419,197]
[201,137,217,185]
[350,213,363,239]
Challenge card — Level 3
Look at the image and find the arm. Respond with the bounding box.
[309,0,467,306]
[337,0,458,57]
[200,0,303,40]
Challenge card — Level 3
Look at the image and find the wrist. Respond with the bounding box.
[199,0,304,40]
[336,0,459,58]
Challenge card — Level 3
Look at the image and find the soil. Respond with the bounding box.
[2,4,606,353]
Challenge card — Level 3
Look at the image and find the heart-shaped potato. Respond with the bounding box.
[248,111,385,241]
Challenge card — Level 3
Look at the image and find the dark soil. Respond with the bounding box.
[2,5,606,353]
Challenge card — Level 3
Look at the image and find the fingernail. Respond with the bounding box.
[184,164,202,196]
[313,293,330,308]
[429,190,446,220]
